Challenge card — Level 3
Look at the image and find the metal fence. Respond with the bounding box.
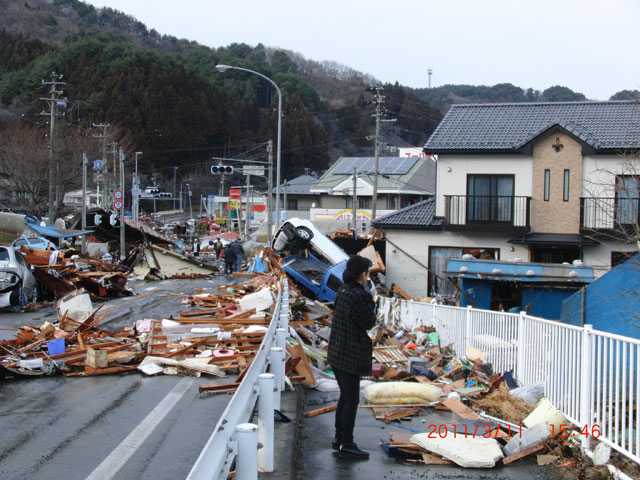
[378,296,640,466]
[187,278,289,480]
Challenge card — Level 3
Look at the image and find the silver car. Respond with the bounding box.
[0,246,38,308]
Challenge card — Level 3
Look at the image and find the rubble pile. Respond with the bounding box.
[0,262,287,382]
[19,246,133,299]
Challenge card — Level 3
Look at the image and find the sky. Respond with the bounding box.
[84,0,640,101]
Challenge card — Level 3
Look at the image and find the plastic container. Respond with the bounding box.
[46,338,65,356]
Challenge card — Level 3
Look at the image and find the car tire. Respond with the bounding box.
[295,226,313,242]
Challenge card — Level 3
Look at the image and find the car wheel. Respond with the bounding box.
[295,227,313,242]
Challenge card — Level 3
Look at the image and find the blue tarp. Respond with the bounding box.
[25,216,94,239]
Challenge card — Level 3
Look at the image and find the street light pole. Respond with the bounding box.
[215,64,282,231]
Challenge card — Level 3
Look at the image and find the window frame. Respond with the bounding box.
[544,169,550,201]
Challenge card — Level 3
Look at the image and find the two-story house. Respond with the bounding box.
[373,101,640,299]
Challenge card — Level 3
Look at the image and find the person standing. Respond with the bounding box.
[223,244,234,276]
[193,237,200,257]
[232,241,244,272]
[327,255,375,459]
[214,238,222,259]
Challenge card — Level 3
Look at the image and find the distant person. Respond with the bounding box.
[232,241,244,272]
[214,238,223,259]
[193,238,200,257]
[223,244,234,276]
[327,255,375,459]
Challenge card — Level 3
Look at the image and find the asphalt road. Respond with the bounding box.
[0,276,238,480]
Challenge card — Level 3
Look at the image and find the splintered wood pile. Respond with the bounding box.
[0,268,286,383]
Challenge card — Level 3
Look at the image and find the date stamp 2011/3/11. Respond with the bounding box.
[424,423,602,439]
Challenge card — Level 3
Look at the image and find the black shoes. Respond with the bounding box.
[338,442,369,459]
[332,437,341,451]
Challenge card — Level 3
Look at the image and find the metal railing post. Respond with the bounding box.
[235,423,258,480]
[465,305,472,348]
[258,373,275,472]
[270,346,284,410]
[516,311,526,385]
[276,327,287,350]
[580,324,594,452]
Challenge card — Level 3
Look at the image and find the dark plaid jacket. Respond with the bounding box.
[327,281,376,376]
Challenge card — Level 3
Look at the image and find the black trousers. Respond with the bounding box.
[224,260,234,275]
[333,368,360,445]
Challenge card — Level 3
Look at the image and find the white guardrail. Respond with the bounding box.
[378,296,640,467]
[187,278,289,480]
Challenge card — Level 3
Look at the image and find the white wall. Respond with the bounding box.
[582,154,640,197]
[384,230,530,298]
[436,155,533,217]
[583,240,638,278]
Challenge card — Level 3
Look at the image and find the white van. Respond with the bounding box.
[272,218,348,266]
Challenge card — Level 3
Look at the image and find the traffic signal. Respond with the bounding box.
[158,192,172,198]
[145,187,160,195]
[211,165,234,174]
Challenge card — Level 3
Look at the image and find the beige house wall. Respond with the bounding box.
[531,132,583,234]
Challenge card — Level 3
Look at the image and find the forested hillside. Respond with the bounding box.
[0,0,635,218]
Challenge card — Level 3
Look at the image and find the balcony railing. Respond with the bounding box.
[444,195,531,230]
[580,197,640,230]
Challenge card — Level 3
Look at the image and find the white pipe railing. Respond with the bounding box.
[187,278,289,480]
[378,296,640,467]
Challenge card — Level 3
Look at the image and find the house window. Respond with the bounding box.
[467,175,514,222]
[358,197,371,209]
[615,175,640,225]
[544,169,550,201]
[563,170,570,202]
[286,198,298,211]
[611,251,637,268]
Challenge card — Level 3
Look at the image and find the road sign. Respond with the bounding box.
[113,190,123,200]
[243,166,265,176]
[92,173,103,182]
[93,160,103,170]
[230,188,241,200]
[113,200,123,210]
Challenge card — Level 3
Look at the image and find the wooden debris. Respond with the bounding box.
[303,405,337,418]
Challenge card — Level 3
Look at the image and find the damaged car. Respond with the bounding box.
[272,219,352,303]
[0,246,38,308]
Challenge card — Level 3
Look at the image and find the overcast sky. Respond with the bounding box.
[85,0,640,101]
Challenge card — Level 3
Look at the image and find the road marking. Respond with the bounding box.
[144,286,158,291]
[85,377,194,480]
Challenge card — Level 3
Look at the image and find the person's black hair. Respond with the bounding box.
[342,255,372,283]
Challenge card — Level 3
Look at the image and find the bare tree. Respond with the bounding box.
[0,123,102,218]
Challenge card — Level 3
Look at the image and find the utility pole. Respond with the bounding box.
[428,67,433,88]
[173,167,177,210]
[41,72,65,222]
[244,173,251,239]
[92,123,110,208]
[352,167,358,238]
[119,148,125,260]
[369,84,384,226]
[133,152,142,223]
[82,154,88,255]
[267,140,273,243]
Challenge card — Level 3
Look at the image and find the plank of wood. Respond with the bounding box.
[303,405,336,418]
[287,343,316,386]
[391,284,414,300]
[441,398,480,421]
[502,441,548,465]
[199,381,241,392]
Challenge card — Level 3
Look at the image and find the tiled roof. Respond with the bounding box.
[311,156,434,195]
[424,101,640,152]
[372,198,442,230]
[272,174,318,195]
